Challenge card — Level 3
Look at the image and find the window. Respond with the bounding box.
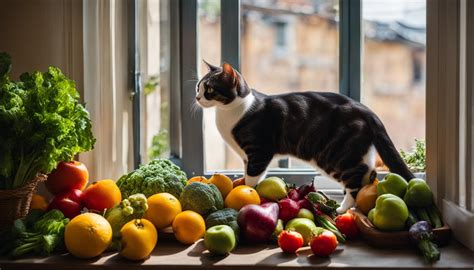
[151,0,428,188]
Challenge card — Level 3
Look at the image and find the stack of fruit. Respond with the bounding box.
[355,173,443,262]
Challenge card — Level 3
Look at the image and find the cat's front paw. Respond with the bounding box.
[244,173,266,188]
[336,205,352,214]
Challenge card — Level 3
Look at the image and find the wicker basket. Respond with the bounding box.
[0,174,47,233]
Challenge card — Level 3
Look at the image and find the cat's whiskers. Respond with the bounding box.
[190,100,201,119]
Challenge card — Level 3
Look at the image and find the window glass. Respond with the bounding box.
[362,0,426,152]
[203,0,340,172]
[142,0,171,163]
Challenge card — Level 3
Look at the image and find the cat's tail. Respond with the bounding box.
[365,112,416,181]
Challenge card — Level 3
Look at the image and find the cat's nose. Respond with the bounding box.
[196,97,201,101]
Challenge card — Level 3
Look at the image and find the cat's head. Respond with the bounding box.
[195,61,250,109]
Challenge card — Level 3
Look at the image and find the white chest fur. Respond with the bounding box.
[215,94,255,161]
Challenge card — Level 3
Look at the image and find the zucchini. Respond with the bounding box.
[427,205,443,228]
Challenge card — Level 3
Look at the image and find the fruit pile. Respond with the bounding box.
[355,173,443,262]
[4,159,365,261]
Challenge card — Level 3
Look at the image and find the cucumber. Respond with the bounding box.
[415,208,432,226]
[427,205,443,228]
[406,209,419,228]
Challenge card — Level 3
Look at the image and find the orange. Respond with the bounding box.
[187,176,210,185]
[120,219,158,260]
[225,185,261,211]
[208,174,233,198]
[82,179,122,212]
[172,210,205,245]
[30,194,48,211]
[65,213,112,259]
[145,193,182,229]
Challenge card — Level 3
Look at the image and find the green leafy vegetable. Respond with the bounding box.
[0,52,95,189]
[400,139,426,173]
[0,209,69,259]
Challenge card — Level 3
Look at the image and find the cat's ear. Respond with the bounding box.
[203,59,219,72]
[222,62,236,78]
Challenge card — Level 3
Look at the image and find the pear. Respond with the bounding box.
[256,177,287,201]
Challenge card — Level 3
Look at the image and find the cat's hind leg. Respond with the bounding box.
[336,164,371,214]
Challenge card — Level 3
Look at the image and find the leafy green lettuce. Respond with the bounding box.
[0,52,95,189]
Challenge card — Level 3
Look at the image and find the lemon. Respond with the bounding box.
[65,213,112,259]
[145,193,182,229]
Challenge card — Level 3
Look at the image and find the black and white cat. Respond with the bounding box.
[195,61,415,213]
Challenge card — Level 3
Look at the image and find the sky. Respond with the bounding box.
[363,0,426,28]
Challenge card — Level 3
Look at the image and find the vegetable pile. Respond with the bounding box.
[361,173,444,262]
[0,53,95,189]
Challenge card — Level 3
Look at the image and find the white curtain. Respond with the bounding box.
[80,0,133,182]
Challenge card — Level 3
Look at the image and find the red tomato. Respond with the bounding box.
[335,212,359,239]
[48,189,84,219]
[46,161,89,195]
[278,230,304,253]
[310,230,338,257]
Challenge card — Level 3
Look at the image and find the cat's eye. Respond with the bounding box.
[207,87,214,94]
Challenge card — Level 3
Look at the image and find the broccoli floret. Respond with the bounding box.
[116,158,187,199]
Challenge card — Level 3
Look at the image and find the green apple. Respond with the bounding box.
[204,225,236,255]
[285,218,318,245]
[255,177,287,201]
[296,208,314,221]
[377,173,408,198]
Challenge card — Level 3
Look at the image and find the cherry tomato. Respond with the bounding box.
[335,212,359,239]
[310,230,338,256]
[278,230,304,253]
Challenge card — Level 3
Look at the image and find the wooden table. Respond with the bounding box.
[1,238,473,270]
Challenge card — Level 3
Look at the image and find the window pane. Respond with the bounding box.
[142,0,170,163]
[362,0,426,153]
[202,0,340,172]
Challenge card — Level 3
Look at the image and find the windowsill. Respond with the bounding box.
[0,238,472,270]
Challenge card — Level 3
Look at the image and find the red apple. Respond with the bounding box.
[237,202,279,243]
[46,161,89,195]
[48,189,84,219]
[278,198,300,222]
